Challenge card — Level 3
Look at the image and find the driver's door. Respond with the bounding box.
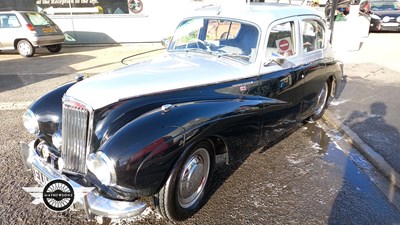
[258,18,306,142]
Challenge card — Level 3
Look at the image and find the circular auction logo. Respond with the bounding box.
[42,179,74,212]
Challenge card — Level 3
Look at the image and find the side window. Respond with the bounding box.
[301,20,325,53]
[0,14,21,28]
[266,21,296,58]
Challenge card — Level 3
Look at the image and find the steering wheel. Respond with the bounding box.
[185,38,210,51]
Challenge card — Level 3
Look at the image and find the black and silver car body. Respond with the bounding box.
[360,0,400,31]
[0,11,64,57]
[20,3,343,222]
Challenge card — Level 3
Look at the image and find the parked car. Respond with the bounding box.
[0,11,64,57]
[360,0,400,31]
[20,3,343,223]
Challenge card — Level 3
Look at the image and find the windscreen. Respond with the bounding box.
[25,12,54,26]
[168,18,259,63]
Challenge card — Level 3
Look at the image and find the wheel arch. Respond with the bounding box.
[207,135,228,164]
[14,38,27,49]
[327,74,337,99]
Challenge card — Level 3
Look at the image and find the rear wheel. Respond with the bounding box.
[155,141,215,222]
[46,44,62,53]
[311,81,329,121]
[17,40,35,57]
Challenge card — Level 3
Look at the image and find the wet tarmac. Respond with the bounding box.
[2,109,399,224]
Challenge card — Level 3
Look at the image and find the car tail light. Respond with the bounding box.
[26,24,35,31]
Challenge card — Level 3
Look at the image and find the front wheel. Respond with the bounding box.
[154,141,215,222]
[17,40,35,57]
[311,81,329,121]
[46,44,62,53]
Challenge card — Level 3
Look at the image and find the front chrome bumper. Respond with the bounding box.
[20,141,147,219]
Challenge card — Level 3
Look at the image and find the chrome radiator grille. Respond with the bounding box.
[61,103,89,174]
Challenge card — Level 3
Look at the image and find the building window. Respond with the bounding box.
[36,0,134,15]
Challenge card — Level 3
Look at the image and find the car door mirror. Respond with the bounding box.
[161,37,170,48]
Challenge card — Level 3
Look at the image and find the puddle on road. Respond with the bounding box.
[301,122,343,161]
[301,122,375,192]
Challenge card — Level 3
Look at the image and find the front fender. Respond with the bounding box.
[28,82,75,141]
[100,97,264,196]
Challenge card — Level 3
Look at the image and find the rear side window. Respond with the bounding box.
[301,20,325,53]
[266,21,296,58]
[25,13,54,26]
[0,14,21,28]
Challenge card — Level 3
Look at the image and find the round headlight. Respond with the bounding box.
[87,151,116,186]
[382,16,390,23]
[22,109,39,135]
[397,16,400,23]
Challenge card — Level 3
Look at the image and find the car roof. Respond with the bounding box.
[190,3,320,27]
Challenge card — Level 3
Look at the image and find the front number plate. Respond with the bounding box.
[32,166,50,187]
[382,23,399,27]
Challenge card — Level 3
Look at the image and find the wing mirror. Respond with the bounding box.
[161,37,171,48]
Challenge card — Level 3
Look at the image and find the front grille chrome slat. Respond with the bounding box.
[61,103,89,174]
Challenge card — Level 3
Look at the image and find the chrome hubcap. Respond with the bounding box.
[178,148,210,208]
[19,43,31,55]
[315,82,328,115]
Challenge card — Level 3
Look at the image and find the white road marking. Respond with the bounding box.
[0,102,31,110]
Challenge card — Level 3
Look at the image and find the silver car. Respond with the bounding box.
[0,11,64,57]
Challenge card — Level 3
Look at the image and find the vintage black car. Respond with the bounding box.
[20,3,343,223]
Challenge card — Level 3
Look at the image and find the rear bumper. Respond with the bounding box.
[20,141,147,220]
[30,34,65,47]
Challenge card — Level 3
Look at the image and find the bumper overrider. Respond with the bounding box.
[20,141,147,220]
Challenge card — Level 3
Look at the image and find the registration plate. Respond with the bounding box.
[42,27,55,33]
[32,166,51,187]
[382,23,399,27]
